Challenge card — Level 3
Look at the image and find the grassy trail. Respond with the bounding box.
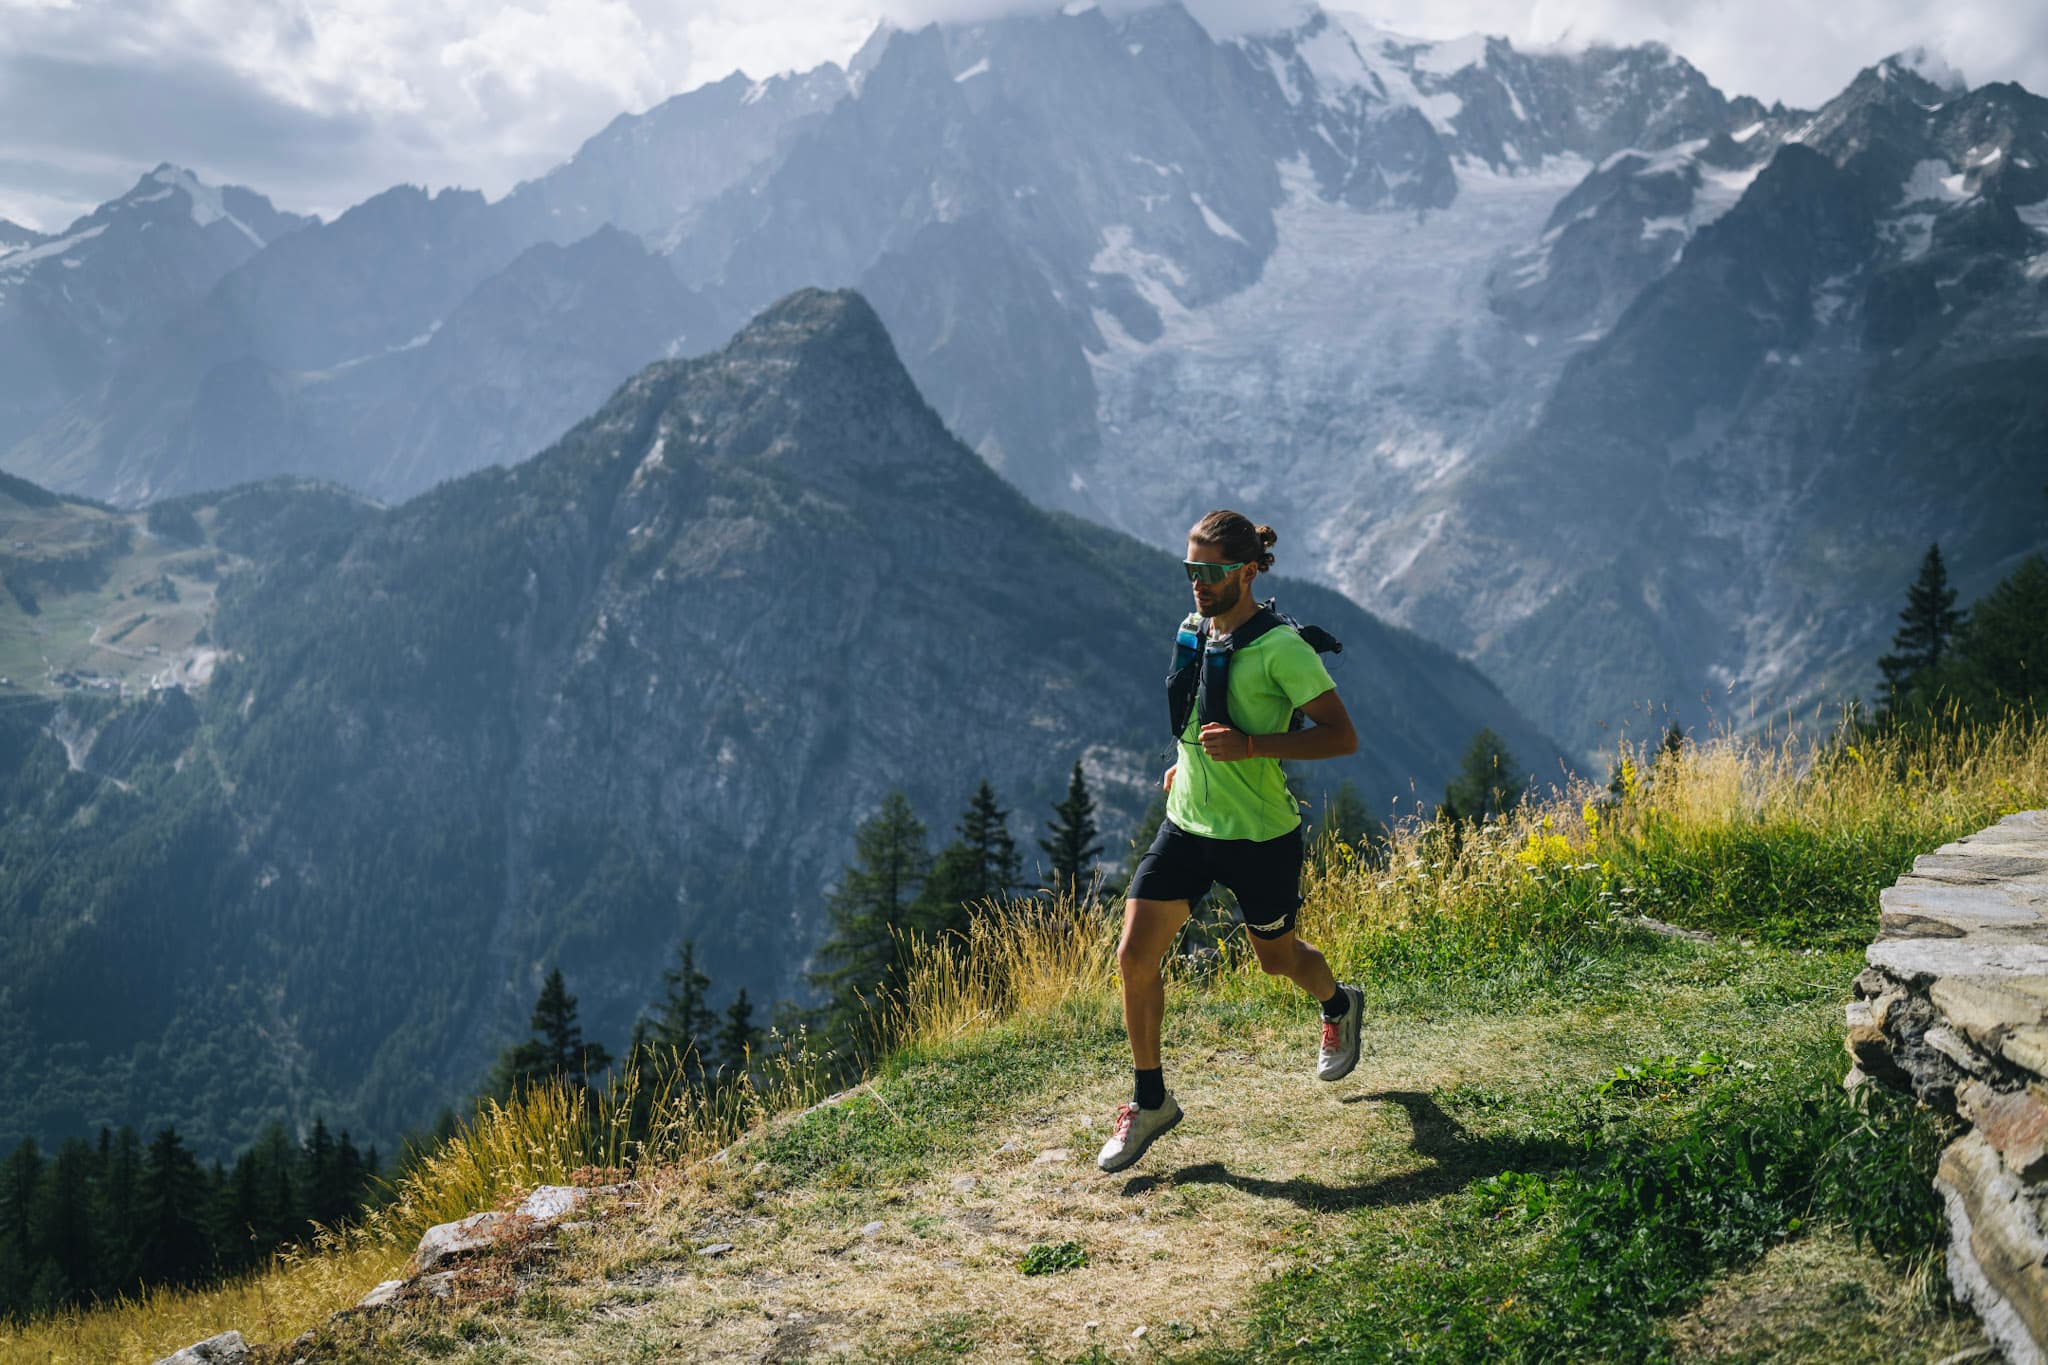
[284,940,1982,1364]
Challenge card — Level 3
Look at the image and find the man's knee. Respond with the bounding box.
[1116,929,1164,978]
[1248,931,1298,975]
[1118,898,1185,977]
[1116,946,1159,984]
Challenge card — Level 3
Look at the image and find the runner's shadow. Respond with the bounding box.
[1120,1089,1559,1211]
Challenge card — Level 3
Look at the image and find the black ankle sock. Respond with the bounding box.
[1133,1067,1166,1110]
[1320,986,1351,1021]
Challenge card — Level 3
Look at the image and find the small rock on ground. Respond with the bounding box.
[151,1330,248,1365]
[415,1210,510,1270]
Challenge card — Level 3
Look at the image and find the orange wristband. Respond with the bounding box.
[1246,735,1256,759]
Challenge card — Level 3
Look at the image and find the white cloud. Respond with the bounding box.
[0,0,2043,231]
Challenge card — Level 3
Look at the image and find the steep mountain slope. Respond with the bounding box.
[1371,58,2048,749]
[0,290,1558,1158]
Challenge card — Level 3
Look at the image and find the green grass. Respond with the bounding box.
[1602,821,1932,950]
[1178,938,1962,1364]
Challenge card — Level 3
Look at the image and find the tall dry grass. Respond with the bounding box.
[0,1228,406,1365]
[374,1034,839,1245]
[1285,714,2048,973]
[886,887,1120,1054]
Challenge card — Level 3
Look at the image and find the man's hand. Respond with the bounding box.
[1163,765,1176,791]
[1198,723,1253,762]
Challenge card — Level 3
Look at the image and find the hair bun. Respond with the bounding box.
[1190,509,1279,573]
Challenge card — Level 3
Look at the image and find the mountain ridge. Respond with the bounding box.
[0,286,1561,1158]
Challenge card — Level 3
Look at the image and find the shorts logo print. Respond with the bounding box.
[1247,917,1289,933]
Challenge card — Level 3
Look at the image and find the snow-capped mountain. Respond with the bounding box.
[1362,53,2048,750]
[0,165,307,454]
[4,2,2040,756]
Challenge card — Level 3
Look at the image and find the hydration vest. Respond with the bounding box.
[1166,600,1343,742]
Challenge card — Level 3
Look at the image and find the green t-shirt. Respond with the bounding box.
[1166,619,1337,842]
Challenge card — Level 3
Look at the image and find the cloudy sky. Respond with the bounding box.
[4,0,2045,231]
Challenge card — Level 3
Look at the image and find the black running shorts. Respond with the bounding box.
[1127,818,1305,940]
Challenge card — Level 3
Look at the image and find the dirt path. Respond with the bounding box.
[499,1007,1619,1363]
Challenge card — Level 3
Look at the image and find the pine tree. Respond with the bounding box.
[28,1138,97,1308]
[333,1132,366,1224]
[219,1152,266,1274]
[1039,762,1104,897]
[648,941,717,1084]
[252,1121,298,1250]
[809,792,930,1047]
[93,1126,142,1300]
[1878,543,1964,708]
[715,989,763,1083]
[497,969,614,1094]
[919,781,1022,938]
[1443,728,1526,824]
[1946,554,2048,721]
[304,1119,360,1229]
[301,1119,335,1230]
[0,1139,42,1314]
[136,1128,211,1289]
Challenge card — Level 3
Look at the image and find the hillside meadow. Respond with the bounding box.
[6,717,2045,1364]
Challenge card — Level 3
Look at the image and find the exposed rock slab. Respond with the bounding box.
[1852,811,2048,1364]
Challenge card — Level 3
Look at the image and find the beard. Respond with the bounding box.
[1196,579,1242,618]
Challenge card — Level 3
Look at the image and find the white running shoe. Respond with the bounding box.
[1096,1093,1183,1173]
[1317,984,1364,1082]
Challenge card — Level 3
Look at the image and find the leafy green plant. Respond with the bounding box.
[1597,1049,1745,1098]
[1018,1241,1088,1276]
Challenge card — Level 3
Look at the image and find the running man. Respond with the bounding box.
[1098,510,1363,1174]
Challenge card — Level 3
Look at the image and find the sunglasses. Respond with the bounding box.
[1183,559,1246,585]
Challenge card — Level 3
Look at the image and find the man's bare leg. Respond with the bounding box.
[1117,897,1191,1069]
[1245,930,1337,1000]
[1098,896,1195,1172]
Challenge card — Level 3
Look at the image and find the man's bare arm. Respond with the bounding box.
[1197,687,1357,762]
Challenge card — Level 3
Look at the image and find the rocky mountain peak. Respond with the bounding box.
[1876,47,1968,97]
[499,63,849,249]
[649,288,960,488]
[716,286,895,367]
